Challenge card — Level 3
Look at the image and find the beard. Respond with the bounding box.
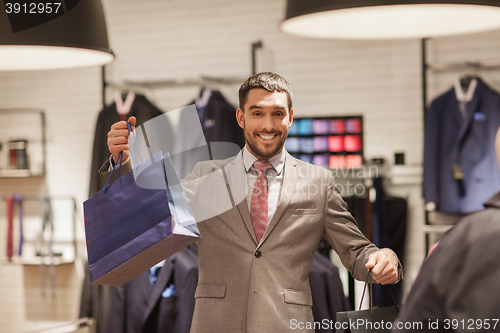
[244,129,288,160]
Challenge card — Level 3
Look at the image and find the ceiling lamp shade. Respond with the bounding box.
[280,0,500,40]
[0,0,114,71]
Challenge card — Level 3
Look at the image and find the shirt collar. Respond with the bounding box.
[454,78,477,102]
[243,146,285,175]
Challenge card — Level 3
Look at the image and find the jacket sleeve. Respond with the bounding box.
[98,155,134,187]
[322,172,402,282]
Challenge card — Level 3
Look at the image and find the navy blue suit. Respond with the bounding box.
[172,90,245,179]
[309,252,351,332]
[424,79,500,213]
[106,246,198,333]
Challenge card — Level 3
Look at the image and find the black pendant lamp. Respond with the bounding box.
[0,0,114,71]
[280,0,500,39]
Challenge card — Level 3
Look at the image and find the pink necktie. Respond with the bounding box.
[251,160,273,243]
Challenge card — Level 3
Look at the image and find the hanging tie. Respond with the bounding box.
[251,160,273,243]
[14,195,23,256]
[6,195,14,262]
[458,100,467,120]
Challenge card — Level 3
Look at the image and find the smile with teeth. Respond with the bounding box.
[258,134,277,141]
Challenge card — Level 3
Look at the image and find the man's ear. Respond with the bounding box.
[236,108,244,129]
[288,108,294,128]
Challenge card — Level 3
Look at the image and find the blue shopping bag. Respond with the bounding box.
[84,123,198,287]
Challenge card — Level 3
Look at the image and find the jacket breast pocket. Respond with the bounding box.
[291,208,316,215]
[195,284,226,299]
[284,289,313,306]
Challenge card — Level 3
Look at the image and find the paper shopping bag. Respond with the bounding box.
[336,304,402,333]
[84,125,198,287]
[336,270,402,333]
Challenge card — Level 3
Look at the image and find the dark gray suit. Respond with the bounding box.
[393,192,500,332]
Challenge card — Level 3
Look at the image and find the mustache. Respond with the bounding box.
[253,131,282,136]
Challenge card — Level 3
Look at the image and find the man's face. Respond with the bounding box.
[236,88,293,160]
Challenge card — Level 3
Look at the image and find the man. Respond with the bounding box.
[102,72,401,332]
[392,126,500,333]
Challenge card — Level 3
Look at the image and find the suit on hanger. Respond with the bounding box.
[371,177,406,307]
[89,94,169,197]
[172,90,245,179]
[106,247,198,333]
[100,149,400,333]
[424,79,500,213]
[309,252,351,332]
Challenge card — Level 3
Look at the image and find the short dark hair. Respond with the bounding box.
[238,72,293,111]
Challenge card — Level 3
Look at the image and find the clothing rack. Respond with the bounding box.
[420,38,500,252]
[421,38,500,123]
[1,195,78,265]
[106,75,246,90]
[426,61,500,73]
[101,40,263,109]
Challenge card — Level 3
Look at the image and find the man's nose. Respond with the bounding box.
[261,115,274,132]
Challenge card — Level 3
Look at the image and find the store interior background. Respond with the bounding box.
[1,0,500,331]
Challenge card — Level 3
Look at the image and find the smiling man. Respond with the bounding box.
[103,72,402,332]
[236,85,292,160]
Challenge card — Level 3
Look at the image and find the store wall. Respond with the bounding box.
[1,0,500,331]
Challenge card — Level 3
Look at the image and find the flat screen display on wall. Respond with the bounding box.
[285,116,364,169]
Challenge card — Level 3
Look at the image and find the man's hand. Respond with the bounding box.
[107,116,136,164]
[365,249,399,285]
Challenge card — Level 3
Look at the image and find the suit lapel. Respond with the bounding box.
[141,257,175,326]
[224,152,258,245]
[258,152,298,248]
[138,271,154,307]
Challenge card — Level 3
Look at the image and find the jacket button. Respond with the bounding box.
[255,251,262,258]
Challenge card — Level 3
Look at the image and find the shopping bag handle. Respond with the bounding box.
[359,268,373,311]
[359,268,399,315]
[103,151,122,194]
[127,121,144,169]
[103,122,144,193]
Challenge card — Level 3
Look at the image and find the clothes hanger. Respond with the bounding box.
[460,74,475,92]
[455,66,479,103]
[114,91,136,115]
[195,87,212,109]
[458,62,481,94]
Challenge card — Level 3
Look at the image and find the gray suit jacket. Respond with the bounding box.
[100,150,396,333]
